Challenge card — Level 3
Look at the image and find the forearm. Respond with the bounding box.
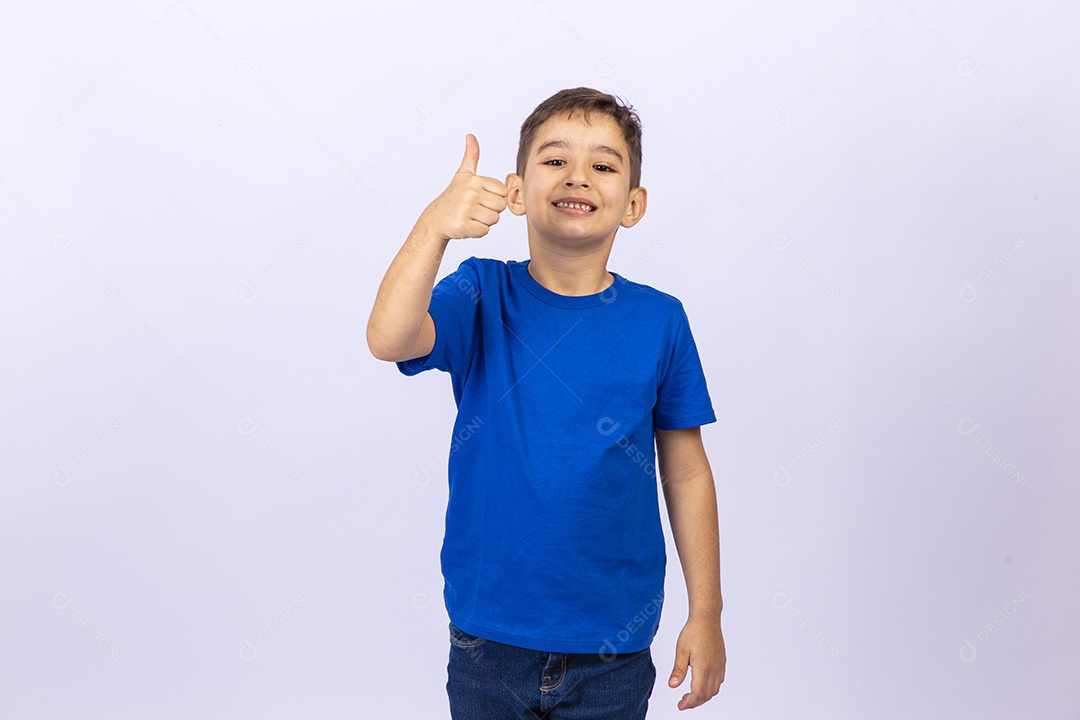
[367,134,507,361]
[662,470,723,621]
[366,217,449,360]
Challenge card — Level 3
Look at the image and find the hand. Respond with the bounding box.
[668,616,726,710]
[420,134,508,241]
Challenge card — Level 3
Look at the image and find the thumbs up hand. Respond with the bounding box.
[421,134,509,241]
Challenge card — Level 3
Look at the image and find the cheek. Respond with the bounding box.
[601,189,625,208]
[524,187,549,208]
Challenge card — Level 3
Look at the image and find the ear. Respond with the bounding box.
[505,172,526,216]
[620,185,647,228]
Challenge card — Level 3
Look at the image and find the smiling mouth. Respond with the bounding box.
[553,200,596,212]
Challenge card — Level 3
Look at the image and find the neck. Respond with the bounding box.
[526,242,615,296]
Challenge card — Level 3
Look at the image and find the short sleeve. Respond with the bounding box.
[653,304,716,430]
[396,257,482,379]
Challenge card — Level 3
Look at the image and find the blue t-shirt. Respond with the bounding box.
[397,256,716,654]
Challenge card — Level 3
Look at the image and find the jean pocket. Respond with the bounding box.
[448,621,485,649]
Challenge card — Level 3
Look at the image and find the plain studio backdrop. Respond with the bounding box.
[2,1,1078,718]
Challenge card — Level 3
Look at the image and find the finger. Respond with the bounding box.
[683,665,707,709]
[676,690,703,709]
[677,665,719,710]
[458,133,480,175]
[476,191,507,214]
[478,177,508,197]
[678,692,704,711]
[668,655,687,688]
[462,220,493,239]
[470,207,502,228]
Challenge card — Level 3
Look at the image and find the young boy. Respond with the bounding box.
[367,87,726,718]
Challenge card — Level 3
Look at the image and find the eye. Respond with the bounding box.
[593,164,614,173]
[544,159,565,166]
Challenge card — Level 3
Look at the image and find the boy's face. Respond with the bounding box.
[506,111,646,251]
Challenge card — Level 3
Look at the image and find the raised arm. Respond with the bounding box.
[366,134,507,362]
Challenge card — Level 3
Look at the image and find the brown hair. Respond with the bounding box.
[516,87,643,188]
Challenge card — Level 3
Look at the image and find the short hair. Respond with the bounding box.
[516,87,643,189]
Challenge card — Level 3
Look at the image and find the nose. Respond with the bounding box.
[564,160,590,188]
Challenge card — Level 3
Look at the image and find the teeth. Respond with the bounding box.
[555,201,595,212]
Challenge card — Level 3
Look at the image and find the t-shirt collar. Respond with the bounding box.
[512,259,627,308]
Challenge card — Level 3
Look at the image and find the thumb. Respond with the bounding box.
[669,657,688,688]
[458,133,480,175]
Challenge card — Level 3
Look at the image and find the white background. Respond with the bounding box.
[2,1,1078,718]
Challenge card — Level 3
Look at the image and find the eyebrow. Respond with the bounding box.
[535,139,624,163]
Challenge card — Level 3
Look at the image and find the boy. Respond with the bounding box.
[367,88,725,718]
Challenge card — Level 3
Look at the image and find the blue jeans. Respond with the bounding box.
[446,621,656,720]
